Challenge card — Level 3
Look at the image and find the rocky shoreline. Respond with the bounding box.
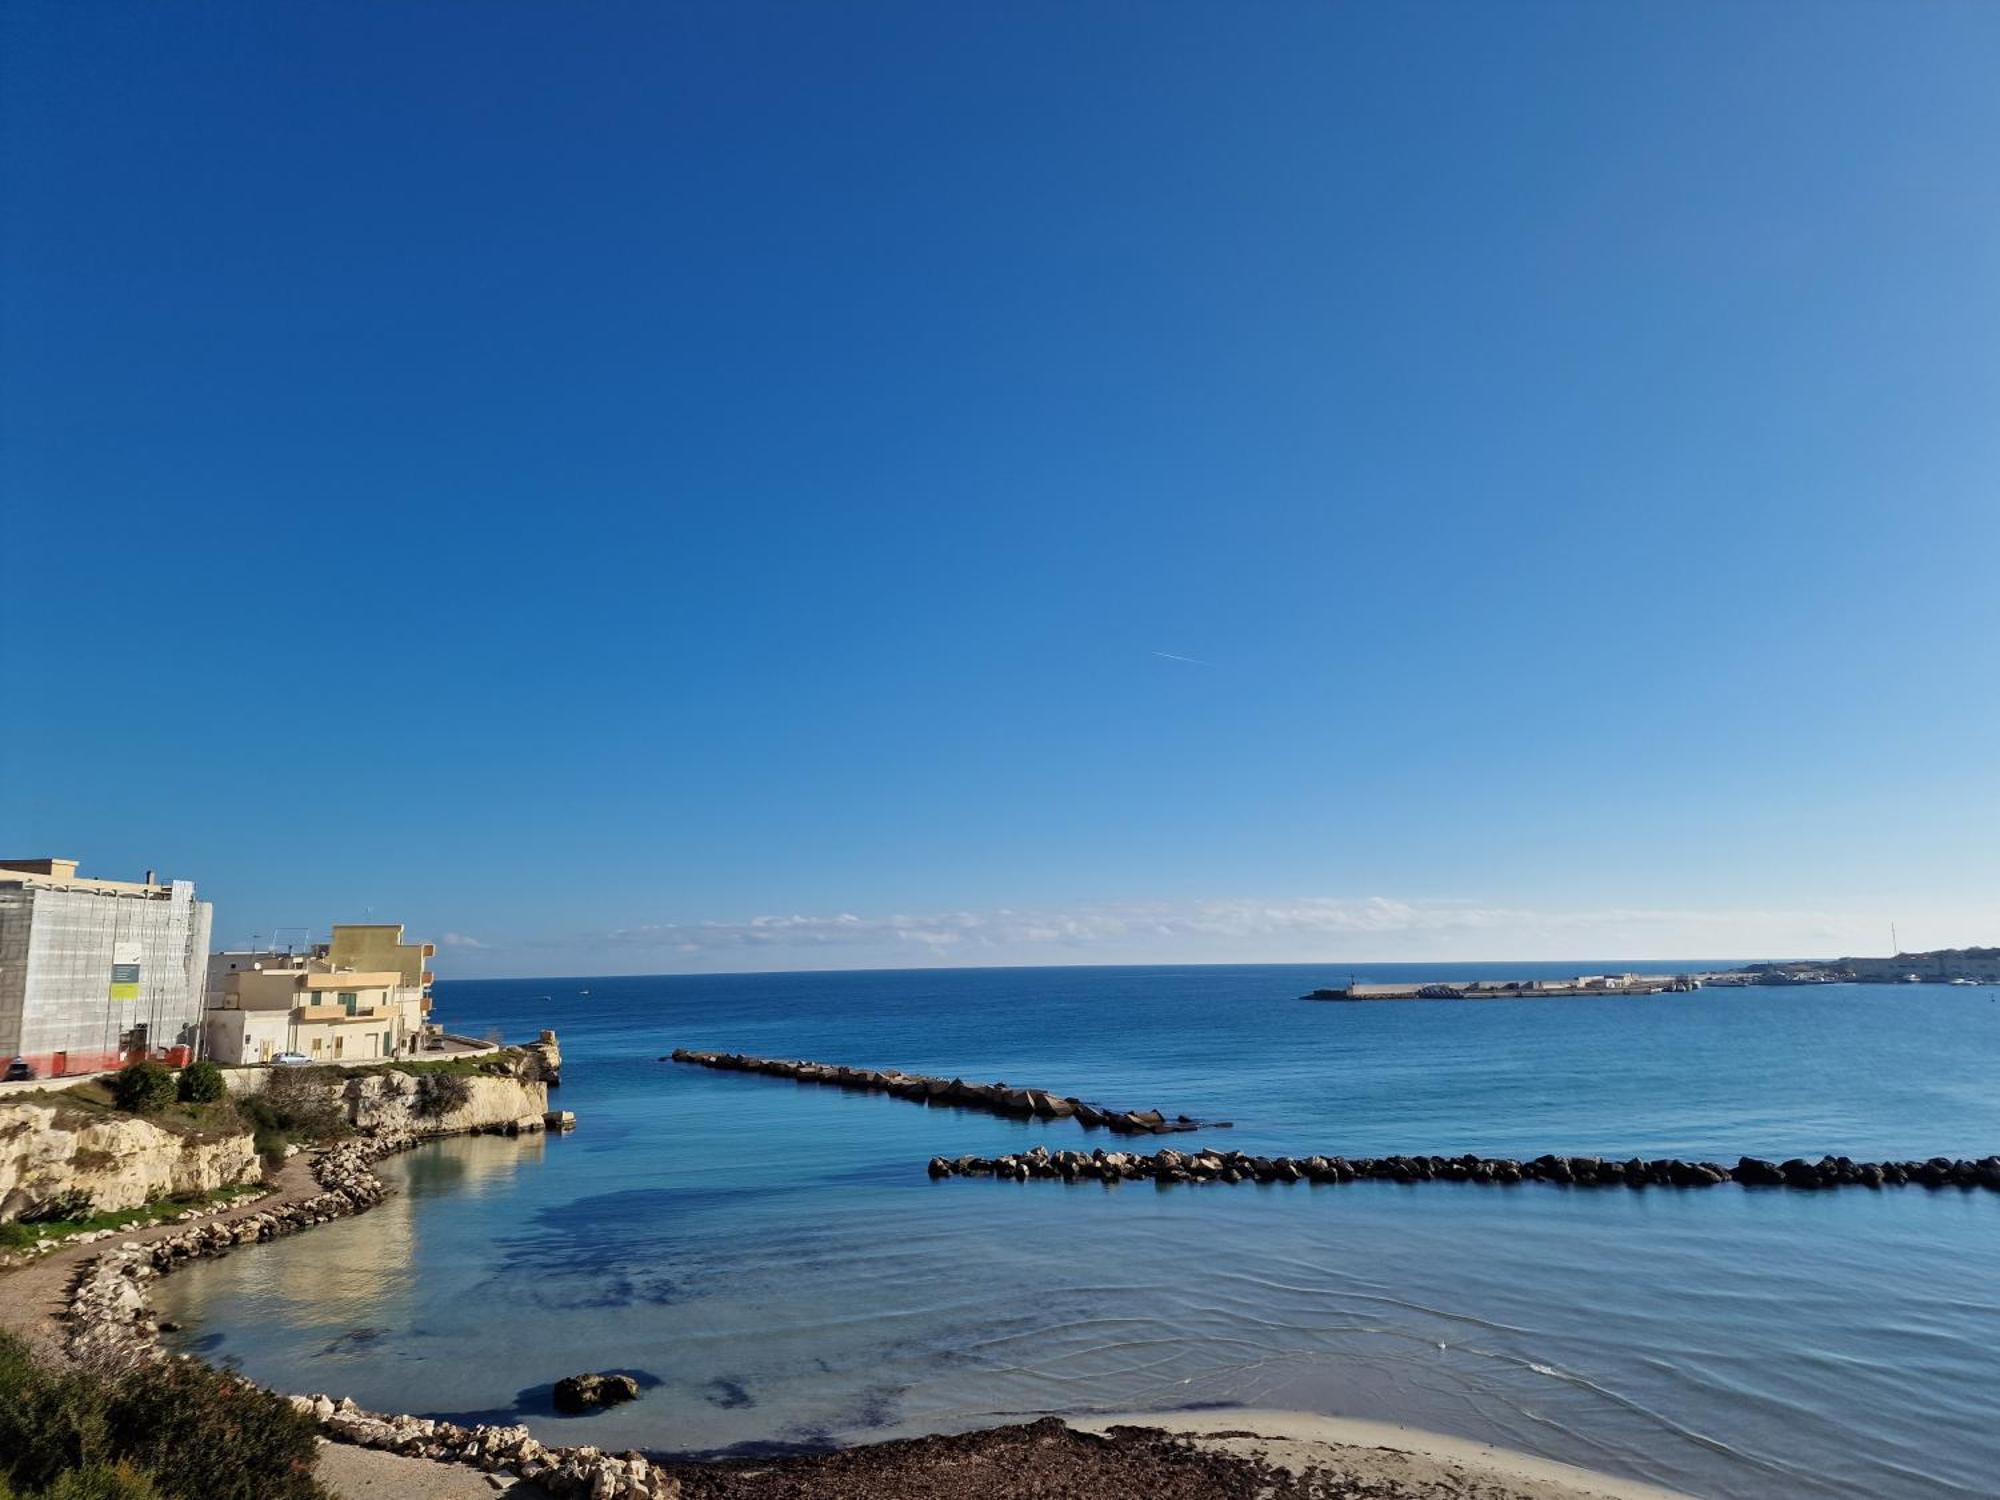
[668,1049,1225,1134]
[927,1143,2000,1190]
[56,1094,682,1500]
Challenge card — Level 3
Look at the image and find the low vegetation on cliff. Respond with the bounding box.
[0,1331,329,1500]
[409,1071,472,1119]
[173,1064,225,1106]
[236,1069,349,1165]
[107,1061,233,1115]
[109,1067,177,1117]
[328,1048,531,1082]
[13,1081,244,1146]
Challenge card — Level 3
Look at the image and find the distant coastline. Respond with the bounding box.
[1306,945,2000,1001]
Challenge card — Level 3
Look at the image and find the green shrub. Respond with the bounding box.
[110,1065,175,1116]
[411,1071,471,1119]
[104,1359,326,1500]
[0,1334,108,1492]
[249,1125,289,1169]
[240,1070,346,1154]
[0,1333,329,1500]
[174,1063,225,1105]
[39,1464,165,1500]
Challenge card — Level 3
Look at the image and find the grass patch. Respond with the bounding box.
[328,1049,524,1081]
[10,1085,246,1144]
[0,1185,268,1254]
[237,1071,348,1168]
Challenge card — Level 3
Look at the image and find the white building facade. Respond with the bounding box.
[0,858,214,1078]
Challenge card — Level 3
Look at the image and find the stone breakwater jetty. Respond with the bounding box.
[927,1144,2000,1191]
[669,1049,1227,1134]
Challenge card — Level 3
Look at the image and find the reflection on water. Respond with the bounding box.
[155,967,2000,1500]
[172,1134,544,1364]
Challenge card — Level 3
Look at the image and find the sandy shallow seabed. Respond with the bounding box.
[1076,1411,1694,1500]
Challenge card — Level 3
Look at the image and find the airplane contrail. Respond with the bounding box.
[1152,651,1209,666]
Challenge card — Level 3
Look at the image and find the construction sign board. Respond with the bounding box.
[110,941,142,1001]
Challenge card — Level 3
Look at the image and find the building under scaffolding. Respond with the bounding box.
[0,857,213,1077]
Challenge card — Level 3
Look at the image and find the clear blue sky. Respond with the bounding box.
[5,3,1997,977]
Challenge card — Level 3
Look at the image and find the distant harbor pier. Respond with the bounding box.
[1307,973,1705,1002]
[1307,948,2000,1001]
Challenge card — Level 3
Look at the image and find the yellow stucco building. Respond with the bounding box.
[203,923,435,1065]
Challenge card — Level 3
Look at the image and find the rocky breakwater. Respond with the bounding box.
[669,1049,1225,1135]
[928,1145,2000,1191]
[301,1395,678,1500]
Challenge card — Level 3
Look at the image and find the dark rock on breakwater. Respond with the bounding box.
[926,1145,2000,1191]
[668,1050,1227,1134]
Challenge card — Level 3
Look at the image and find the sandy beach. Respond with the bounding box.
[1079,1411,1692,1499]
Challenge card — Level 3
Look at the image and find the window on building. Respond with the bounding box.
[338,991,358,1015]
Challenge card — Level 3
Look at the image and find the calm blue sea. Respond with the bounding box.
[157,965,2000,1499]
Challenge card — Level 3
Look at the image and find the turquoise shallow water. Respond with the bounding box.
[157,965,2000,1498]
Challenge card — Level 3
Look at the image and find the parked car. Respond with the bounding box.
[3,1057,34,1082]
[271,1051,313,1066]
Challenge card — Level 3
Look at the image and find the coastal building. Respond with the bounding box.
[0,857,214,1078]
[203,923,435,1065]
[325,924,435,1027]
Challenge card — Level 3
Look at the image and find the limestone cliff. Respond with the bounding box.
[340,1071,549,1134]
[4,1045,554,1226]
[0,1105,261,1223]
